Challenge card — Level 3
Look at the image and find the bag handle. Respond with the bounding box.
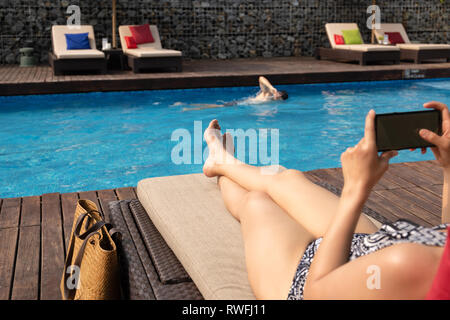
[62,210,106,300]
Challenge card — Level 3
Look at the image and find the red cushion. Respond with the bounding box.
[334,34,345,45]
[129,24,155,45]
[426,227,450,300]
[124,36,137,49]
[385,32,405,44]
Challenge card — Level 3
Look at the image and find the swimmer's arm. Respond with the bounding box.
[258,76,277,95]
[182,104,224,111]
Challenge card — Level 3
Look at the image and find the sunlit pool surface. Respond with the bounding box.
[0,78,449,198]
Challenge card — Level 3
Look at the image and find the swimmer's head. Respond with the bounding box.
[274,90,288,100]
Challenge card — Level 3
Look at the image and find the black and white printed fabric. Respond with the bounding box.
[287,219,449,300]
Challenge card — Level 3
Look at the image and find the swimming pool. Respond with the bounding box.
[1,78,449,198]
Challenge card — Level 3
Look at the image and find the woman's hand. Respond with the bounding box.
[341,110,398,197]
[418,101,450,170]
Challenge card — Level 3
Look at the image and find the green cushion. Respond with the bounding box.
[342,29,363,45]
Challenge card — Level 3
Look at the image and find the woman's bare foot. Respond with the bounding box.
[223,132,235,156]
[203,120,235,177]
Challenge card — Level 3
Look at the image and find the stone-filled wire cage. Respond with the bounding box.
[0,0,448,64]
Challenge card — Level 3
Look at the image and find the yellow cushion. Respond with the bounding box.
[342,29,363,44]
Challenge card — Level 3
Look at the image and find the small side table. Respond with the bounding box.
[103,48,125,70]
[19,47,37,67]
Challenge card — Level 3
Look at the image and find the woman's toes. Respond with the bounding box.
[211,119,221,130]
[204,120,223,145]
[208,119,221,131]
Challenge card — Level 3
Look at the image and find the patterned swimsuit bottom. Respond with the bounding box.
[287,219,449,300]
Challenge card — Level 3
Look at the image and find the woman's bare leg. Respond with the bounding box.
[218,175,314,299]
[212,131,313,299]
[204,120,378,238]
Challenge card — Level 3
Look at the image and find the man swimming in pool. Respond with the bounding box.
[252,76,289,103]
[182,76,288,111]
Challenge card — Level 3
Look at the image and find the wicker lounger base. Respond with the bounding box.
[400,48,450,64]
[128,200,191,284]
[109,200,203,300]
[315,47,400,65]
[48,51,107,75]
[127,55,183,73]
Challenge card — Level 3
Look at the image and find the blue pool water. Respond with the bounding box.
[1,78,449,198]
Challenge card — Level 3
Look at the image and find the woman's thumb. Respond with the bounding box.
[419,129,441,147]
[380,150,398,162]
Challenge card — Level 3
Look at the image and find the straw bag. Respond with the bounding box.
[60,199,121,300]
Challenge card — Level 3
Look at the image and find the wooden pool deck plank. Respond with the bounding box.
[0,57,449,96]
[305,161,443,228]
[20,196,40,227]
[0,227,19,300]
[40,193,65,300]
[61,192,79,251]
[11,225,40,300]
[97,189,118,224]
[0,197,21,229]
[0,160,444,300]
[115,187,137,201]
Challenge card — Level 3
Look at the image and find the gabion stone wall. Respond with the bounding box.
[0,0,448,64]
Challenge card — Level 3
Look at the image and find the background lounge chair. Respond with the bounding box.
[316,23,400,65]
[49,25,107,75]
[119,25,182,73]
[374,23,450,63]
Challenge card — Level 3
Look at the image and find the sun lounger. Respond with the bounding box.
[49,25,107,75]
[374,23,450,63]
[118,25,182,73]
[316,23,400,65]
[105,174,384,300]
[134,173,384,300]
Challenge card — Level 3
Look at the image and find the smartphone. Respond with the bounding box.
[375,110,442,152]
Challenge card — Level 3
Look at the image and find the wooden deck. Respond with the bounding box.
[305,160,443,228]
[0,160,444,300]
[1,57,449,96]
[0,186,137,300]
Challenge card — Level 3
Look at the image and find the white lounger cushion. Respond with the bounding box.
[396,43,450,50]
[137,173,255,300]
[52,25,105,60]
[125,48,182,58]
[55,49,106,59]
[119,25,182,57]
[325,23,398,51]
[375,23,450,50]
[335,44,399,52]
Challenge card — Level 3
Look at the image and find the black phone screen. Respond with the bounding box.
[375,110,441,152]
